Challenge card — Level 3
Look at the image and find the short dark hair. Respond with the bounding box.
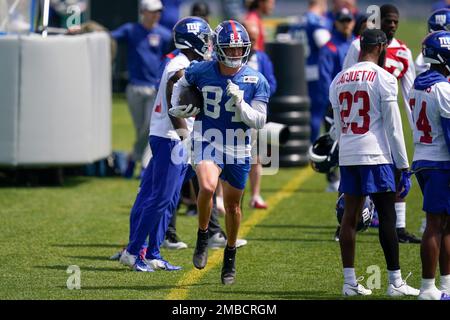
[380,4,399,19]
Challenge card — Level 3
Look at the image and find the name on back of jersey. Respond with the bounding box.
[336,70,377,85]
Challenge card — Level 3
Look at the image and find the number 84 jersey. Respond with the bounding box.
[409,70,450,164]
[184,60,270,155]
[329,61,408,167]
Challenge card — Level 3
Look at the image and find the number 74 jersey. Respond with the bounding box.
[409,78,450,163]
[329,61,408,167]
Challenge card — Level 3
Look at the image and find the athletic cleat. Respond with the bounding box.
[387,272,419,297]
[397,228,421,244]
[221,246,236,285]
[440,286,450,295]
[132,257,154,272]
[250,195,268,209]
[109,249,124,261]
[145,258,182,271]
[119,249,137,268]
[343,277,372,296]
[334,226,340,242]
[161,233,188,250]
[440,293,450,300]
[208,232,248,249]
[193,229,209,269]
[418,289,450,300]
[387,282,420,296]
[112,246,147,261]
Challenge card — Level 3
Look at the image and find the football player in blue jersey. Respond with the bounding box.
[170,20,270,284]
[279,0,331,143]
[116,17,212,272]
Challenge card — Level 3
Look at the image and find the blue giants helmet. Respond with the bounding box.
[422,30,450,72]
[428,9,450,32]
[213,20,251,68]
[173,17,212,59]
[336,194,375,232]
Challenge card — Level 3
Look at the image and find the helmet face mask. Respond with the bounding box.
[173,17,212,59]
[213,20,251,68]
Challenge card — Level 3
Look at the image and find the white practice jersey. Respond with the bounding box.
[410,81,450,162]
[330,61,409,168]
[150,53,194,140]
[343,37,416,128]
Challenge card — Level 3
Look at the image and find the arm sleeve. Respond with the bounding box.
[253,74,271,104]
[237,100,267,129]
[342,40,359,70]
[313,28,331,48]
[171,76,191,107]
[110,23,131,42]
[399,48,415,129]
[332,107,342,142]
[381,100,409,169]
[379,73,398,102]
[329,78,341,141]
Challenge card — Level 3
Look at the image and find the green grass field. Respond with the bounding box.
[0,20,429,300]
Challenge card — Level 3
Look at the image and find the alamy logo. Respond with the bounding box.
[66,5,81,31]
[366,5,381,30]
[66,265,81,290]
[435,14,447,26]
[187,23,200,34]
[439,37,450,50]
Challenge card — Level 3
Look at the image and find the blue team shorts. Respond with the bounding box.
[339,164,396,196]
[193,141,251,190]
[415,169,450,215]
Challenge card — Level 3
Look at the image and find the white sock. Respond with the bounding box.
[388,269,403,287]
[420,278,443,299]
[440,274,450,292]
[343,268,357,286]
[395,202,406,229]
[421,278,436,291]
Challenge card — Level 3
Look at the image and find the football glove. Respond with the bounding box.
[226,80,244,106]
[397,170,412,199]
[169,104,200,118]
